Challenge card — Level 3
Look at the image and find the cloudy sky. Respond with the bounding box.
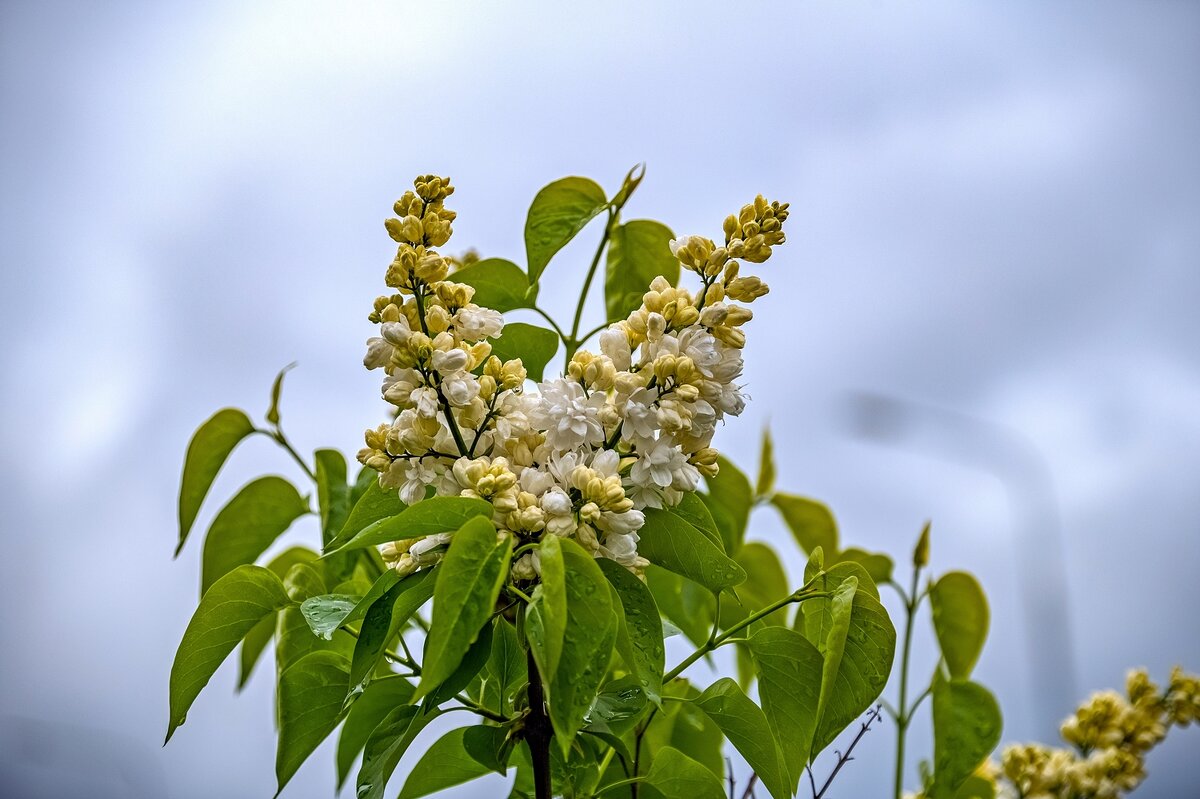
[2,1,1198,797]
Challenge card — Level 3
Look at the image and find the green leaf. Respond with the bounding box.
[599,559,664,705]
[586,674,650,736]
[693,678,789,799]
[199,476,308,596]
[462,724,512,775]
[930,571,989,680]
[452,258,538,312]
[638,507,745,594]
[704,455,754,553]
[357,705,441,799]
[640,746,726,799]
[324,496,494,555]
[314,449,350,546]
[299,594,360,640]
[301,570,401,640]
[797,564,897,757]
[487,322,559,383]
[544,539,617,754]
[328,479,407,550]
[930,677,1002,799]
[811,577,858,753]
[538,535,567,678]
[238,616,276,690]
[349,568,437,693]
[237,547,319,688]
[337,674,414,788]
[414,516,513,700]
[645,566,714,649]
[610,163,645,209]
[423,618,494,708]
[275,651,350,794]
[166,565,293,742]
[177,407,256,555]
[835,547,894,585]
[351,465,377,503]
[668,492,723,551]
[747,626,824,792]
[756,428,776,498]
[605,219,679,321]
[276,563,354,674]
[483,617,525,715]
[772,493,838,557]
[955,775,997,799]
[396,726,491,799]
[524,176,608,283]
[265,362,295,426]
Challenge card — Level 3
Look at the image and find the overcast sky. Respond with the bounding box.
[2,2,1198,797]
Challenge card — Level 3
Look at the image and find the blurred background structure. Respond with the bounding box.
[2,1,1198,796]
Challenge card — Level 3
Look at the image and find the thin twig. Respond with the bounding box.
[739,772,759,799]
[814,704,884,799]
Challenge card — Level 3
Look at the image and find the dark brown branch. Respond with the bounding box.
[814,704,884,799]
[524,649,553,799]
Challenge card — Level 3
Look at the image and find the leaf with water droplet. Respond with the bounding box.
[600,559,664,705]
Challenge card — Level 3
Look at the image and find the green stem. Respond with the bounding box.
[893,565,921,799]
[532,306,569,343]
[596,776,644,796]
[262,428,317,483]
[454,693,512,724]
[566,209,617,361]
[663,587,829,683]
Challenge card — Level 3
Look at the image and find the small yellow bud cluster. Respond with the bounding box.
[995,667,1199,799]
[722,194,790,263]
[382,177,458,290]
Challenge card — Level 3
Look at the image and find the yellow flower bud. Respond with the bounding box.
[674,305,700,326]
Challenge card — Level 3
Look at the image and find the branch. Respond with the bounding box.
[814,704,884,799]
[663,586,830,683]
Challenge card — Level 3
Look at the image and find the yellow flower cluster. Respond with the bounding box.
[997,667,1199,799]
[357,175,788,579]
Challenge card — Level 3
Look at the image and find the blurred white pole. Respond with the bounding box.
[845,391,1077,737]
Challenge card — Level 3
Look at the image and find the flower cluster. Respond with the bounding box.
[357,175,788,578]
[993,667,1198,799]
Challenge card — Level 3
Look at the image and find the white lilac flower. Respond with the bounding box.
[630,435,700,494]
[441,371,481,406]
[402,459,444,505]
[600,531,642,567]
[381,318,413,346]
[597,508,645,536]
[717,383,747,416]
[678,327,721,378]
[431,347,469,373]
[618,386,659,444]
[453,306,504,341]
[382,368,423,406]
[364,336,393,370]
[600,327,632,371]
[530,378,607,452]
[711,347,744,384]
[410,386,440,418]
